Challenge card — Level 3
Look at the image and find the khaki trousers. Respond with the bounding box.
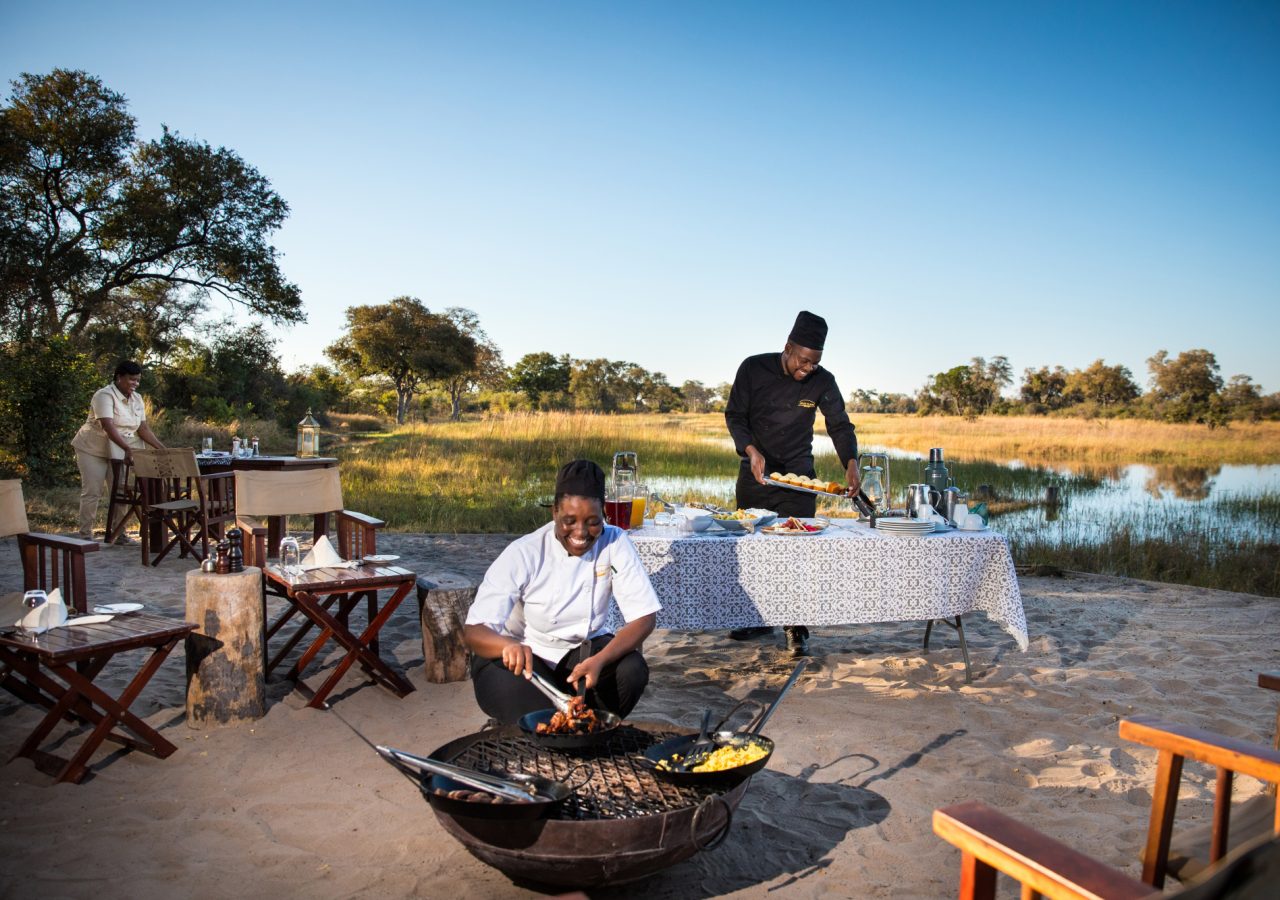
[75,450,113,537]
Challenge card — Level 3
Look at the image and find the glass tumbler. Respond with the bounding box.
[20,590,47,639]
[279,536,301,579]
[202,437,214,454]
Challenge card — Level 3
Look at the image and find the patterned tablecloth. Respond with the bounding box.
[625,521,1028,650]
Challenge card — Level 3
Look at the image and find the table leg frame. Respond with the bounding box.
[922,615,973,684]
[0,638,183,783]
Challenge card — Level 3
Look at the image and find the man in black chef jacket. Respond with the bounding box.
[724,310,860,654]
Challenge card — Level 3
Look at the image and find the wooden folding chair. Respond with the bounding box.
[933,715,1280,899]
[131,449,234,566]
[233,467,385,673]
[2,479,99,613]
[104,459,142,543]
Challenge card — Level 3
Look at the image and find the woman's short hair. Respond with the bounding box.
[113,360,143,378]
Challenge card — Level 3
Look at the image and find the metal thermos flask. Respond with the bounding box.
[923,448,951,500]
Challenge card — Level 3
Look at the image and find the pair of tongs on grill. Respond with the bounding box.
[376,745,539,802]
[523,669,577,715]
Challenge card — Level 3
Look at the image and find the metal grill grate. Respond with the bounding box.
[442,724,725,820]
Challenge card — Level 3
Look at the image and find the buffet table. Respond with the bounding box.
[627,521,1028,651]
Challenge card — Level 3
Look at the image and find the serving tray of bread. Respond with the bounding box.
[762,473,848,498]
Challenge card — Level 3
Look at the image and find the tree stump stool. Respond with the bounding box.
[184,567,266,728]
[417,573,476,683]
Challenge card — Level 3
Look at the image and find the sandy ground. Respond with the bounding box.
[1,532,1278,899]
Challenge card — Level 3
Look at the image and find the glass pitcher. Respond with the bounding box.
[858,453,890,511]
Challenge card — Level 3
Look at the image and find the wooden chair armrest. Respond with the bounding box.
[338,510,385,528]
[1120,716,1280,785]
[1260,672,1280,694]
[235,516,269,569]
[21,532,101,553]
[933,801,1154,900]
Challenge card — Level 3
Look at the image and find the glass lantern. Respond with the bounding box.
[296,408,321,458]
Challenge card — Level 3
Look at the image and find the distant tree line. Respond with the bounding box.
[850,350,1277,425]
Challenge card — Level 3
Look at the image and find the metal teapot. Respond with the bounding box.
[905,483,941,519]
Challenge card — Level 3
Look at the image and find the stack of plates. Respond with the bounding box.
[876,519,937,536]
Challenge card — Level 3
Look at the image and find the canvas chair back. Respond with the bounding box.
[0,480,29,538]
[130,448,200,480]
[235,468,343,517]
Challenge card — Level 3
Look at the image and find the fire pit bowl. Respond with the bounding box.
[424,721,750,888]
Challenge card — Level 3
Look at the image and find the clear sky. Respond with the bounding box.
[4,0,1278,395]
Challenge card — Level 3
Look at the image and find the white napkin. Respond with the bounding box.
[65,614,114,626]
[300,534,358,571]
[17,587,68,634]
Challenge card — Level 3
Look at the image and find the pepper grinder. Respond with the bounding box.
[215,540,231,574]
[226,527,244,573]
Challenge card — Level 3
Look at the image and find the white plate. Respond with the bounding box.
[762,517,829,535]
[93,602,143,614]
[958,524,988,533]
[362,554,400,564]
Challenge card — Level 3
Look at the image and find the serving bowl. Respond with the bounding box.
[674,508,714,532]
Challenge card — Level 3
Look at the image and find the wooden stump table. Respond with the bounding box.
[184,567,266,727]
[416,573,475,683]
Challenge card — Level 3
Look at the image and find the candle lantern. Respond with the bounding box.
[296,408,321,458]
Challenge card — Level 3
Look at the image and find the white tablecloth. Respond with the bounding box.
[624,522,1028,650]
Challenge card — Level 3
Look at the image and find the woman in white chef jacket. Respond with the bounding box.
[464,459,660,724]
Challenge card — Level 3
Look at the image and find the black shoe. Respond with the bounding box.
[729,626,774,641]
[783,626,810,655]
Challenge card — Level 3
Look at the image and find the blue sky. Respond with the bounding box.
[4,1,1278,395]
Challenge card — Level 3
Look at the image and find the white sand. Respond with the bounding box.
[1,534,1277,898]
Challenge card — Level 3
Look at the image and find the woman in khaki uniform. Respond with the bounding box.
[70,360,166,540]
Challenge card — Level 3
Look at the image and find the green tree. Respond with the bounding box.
[509,352,571,406]
[80,282,201,373]
[570,358,636,412]
[153,322,288,423]
[1020,366,1069,410]
[0,335,98,483]
[326,296,477,424]
[680,380,714,413]
[1147,349,1223,422]
[436,307,504,420]
[1064,359,1140,408]
[0,69,302,339]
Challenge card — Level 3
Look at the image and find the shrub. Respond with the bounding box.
[326,413,387,433]
[0,336,100,484]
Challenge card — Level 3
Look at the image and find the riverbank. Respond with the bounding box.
[2,534,1277,898]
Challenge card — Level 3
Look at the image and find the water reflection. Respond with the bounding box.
[1143,465,1216,501]
[647,458,1280,548]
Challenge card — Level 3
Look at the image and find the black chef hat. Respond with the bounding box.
[555,458,606,503]
[788,310,828,351]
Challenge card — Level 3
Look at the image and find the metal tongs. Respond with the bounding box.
[523,670,575,715]
[376,745,539,802]
[679,658,809,770]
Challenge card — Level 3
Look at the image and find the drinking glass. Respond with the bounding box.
[630,483,648,529]
[19,590,47,640]
[202,437,214,455]
[279,536,301,580]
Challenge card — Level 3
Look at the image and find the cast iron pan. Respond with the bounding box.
[644,658,807,787]
[422,769,574,821]
[518,707,623,750]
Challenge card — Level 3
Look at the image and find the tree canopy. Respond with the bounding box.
[0,69,302,339]
[326,297,478,424]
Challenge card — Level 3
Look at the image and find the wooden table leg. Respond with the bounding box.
[0,639,182,784]
[290,582,416,708]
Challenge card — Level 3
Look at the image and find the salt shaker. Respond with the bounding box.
[231,436,241,457]
[251,436,260,457]
[215,540,230,574]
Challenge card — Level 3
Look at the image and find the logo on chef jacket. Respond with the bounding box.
[798,399,816,409]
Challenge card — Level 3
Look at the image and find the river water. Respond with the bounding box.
[646,445,1280,548]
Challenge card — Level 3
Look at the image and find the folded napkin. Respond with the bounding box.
[65,614,114,626]
[300,534,358,571]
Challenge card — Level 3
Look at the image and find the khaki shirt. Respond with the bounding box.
[70,383,148,459]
